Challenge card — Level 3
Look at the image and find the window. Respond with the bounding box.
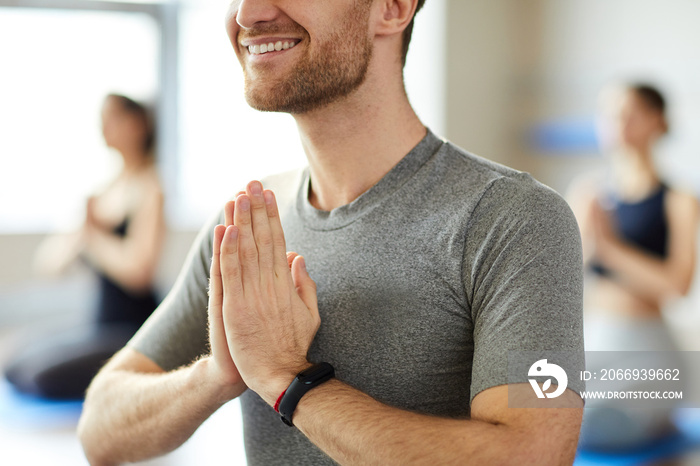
[176,3,307,227]
[0,6,160,232]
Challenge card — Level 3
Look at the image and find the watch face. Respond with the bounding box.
[299,362,335,384]
[279,363,335,427]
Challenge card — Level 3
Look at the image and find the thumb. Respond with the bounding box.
[291,256,318,315]
[286,251,299,271]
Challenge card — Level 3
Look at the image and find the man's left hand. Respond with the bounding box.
[216,180,320,406]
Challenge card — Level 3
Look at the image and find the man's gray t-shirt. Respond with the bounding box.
[129,129,585,465]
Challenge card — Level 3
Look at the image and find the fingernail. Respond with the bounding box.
[264,190,274,205]
[240,196,250,211]
[250,181,262,196]
[229,226,238,239]
[299,257,306,270]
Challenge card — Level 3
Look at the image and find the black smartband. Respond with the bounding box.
[278,362,335,427]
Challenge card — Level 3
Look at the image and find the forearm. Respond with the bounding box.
[291,380,558,466]
[34,232,85,276]
[79,357,243,465]
[83,230,156,291]
[602,241,687,300]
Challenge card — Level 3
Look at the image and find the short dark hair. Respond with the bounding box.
[629,83,666,115]
[401,0,427,67]
[628,83,669,134]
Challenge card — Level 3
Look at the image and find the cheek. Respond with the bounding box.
[125,119,143,140]
[629,117,657,139]
[225,4,241,46]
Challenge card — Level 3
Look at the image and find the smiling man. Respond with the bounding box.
[78,1,585,465]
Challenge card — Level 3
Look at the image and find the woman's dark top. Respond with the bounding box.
[4,217,160,399]
[95,218,159,327]
[590,184,669,277]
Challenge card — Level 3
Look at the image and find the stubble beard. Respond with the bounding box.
[242,7,374,114]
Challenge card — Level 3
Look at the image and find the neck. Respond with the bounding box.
[120,146,151,175]
[292,65,425,211]
[611,146,660,199]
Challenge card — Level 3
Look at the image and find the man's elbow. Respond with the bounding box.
[478,417,581,465]
[514,428,580,466]
[77,383,109,466]
[511,405,583,465]
[78,370,119,466]
[78,423,104,466]
[78,410,115,466]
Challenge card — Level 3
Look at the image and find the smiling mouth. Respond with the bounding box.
[247,40,299,55]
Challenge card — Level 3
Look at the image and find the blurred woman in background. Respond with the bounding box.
[569,83,699,449]
[4,94,164,399]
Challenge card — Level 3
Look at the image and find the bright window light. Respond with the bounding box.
[0,8,159,233]
[176,4,307,227]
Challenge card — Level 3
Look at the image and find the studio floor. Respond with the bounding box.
[0,325,246,465]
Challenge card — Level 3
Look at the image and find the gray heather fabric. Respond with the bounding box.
[128,129,585,465]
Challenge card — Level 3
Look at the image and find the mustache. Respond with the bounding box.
[238,23,307,41]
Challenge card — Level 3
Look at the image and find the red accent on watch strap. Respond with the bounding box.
[274,389,287,413]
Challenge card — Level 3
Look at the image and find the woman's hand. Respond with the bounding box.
[589,199,619,259]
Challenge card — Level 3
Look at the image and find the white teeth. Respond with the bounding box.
[248,40,297,55]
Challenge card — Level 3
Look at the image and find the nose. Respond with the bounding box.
[235,0,280,29]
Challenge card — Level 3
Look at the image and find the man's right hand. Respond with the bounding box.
[205,197,247,400]
[78,195,249,465]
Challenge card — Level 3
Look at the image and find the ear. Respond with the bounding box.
[373,0,418,38]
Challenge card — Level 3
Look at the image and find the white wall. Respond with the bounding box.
[444,0,517,165]
[443,0,700,196]
[524,0,700,193]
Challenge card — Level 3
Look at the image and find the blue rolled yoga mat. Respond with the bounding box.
[575,409,700,466]
[0,380,83,429]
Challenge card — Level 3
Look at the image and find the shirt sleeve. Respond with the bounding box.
[127,209,223,371]
[463,173,586,402]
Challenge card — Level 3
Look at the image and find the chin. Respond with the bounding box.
[245,93,288,113]
[244,88,314,115]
